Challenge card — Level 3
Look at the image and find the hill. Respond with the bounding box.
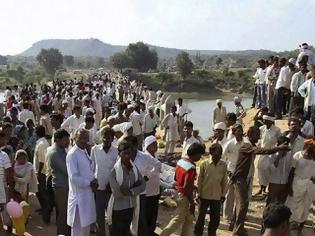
[19,38,275,58]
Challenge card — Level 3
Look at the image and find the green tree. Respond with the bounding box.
[176,51,193,79]
[97,57,105,67]
[126,42,158,72]
[110,52,132,71]
[0,55,8,65]
[216,57,223,67]
[63,55,74,67]
[36,48,63,75]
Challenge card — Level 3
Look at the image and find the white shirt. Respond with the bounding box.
[33,137,50,174]
[143,113,159,134]
[66,145,96,227]
[176,104,192,117]
[287,134,304,157]
[223,138,247,173]
[133,151,161,195]
[260,125,281,149]
[253,67,267,84]
[130,111,143,136]
[0,151,11,203]
[291,151,315,180]
[61,114,85,138]
[276,66,291,89]
[18,109,35,125]
[91,145,118,190]
[312,82,315,105]
[144,151,162,196]
[182,136,200,157]
[269,151,292,185]
[301,120,314,138]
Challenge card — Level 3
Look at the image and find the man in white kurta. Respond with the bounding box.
[257,115,281,194]
[162,107,180,155]
[61,106,85,140]
[66,128,97,236]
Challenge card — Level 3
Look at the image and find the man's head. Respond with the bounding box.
[262,203,291,236]
[263,113,275,128]
[216,99,222,108]
[102,127,114,150]
[226,113,237,127]
[232,124,243,141]
[51,112,64,129]
[279,58,287,67]
[0,130,8,147]
[209,143,222,163]
[183,121,193,138]
[40,104,50,115]
[171,105,177,114]
[247,126,260,144]
[310,65,315,79]
[73,106,82,117]
[85,116,95,130]
[187,142,205,162]
[35,125,46,139]
[258,59,266,69]
[9,107,18,119]
[177,98,183,106]
[119,135,138,162]
[288,118,301,133]
[145,135,158,155]
[117,103,126,116]
[54,129,70,148]
[213,122,226,141]
[74,128,89,149]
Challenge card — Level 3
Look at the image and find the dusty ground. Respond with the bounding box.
[12,109,315,235]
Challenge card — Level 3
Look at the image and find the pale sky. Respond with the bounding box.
[1,0,315,55]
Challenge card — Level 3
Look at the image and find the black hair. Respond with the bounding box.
[2,122,13,130]
[187,142,205,157]
[232,123,243,132]
[35,125,46,138]
[9,107,18,113]
[118,137,134,152]
[263,203,291,229]
[73,105,81,111]
[247,126,260,136]
[40,104,50,113]
[209,143,222,154]
[54,129,70,140]
[85,116,95,123]
[3,116,11,123]
[102,127,115,138]
[290,108,304,117]
[123,135,138,148]
[226,112,237,122]
[184,121,193,128]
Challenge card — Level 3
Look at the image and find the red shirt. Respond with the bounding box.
[175,158,196,196]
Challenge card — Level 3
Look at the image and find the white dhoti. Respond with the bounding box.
[72,206,90,236]
[286,177,315,223]
[257,155,270,186]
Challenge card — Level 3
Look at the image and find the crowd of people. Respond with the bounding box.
[0,43,314,236]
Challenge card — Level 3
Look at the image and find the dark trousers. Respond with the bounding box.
[146,194,160,236]
[275,87,288,118]
[194,199,221,236]
[54,187,71,236]
[252,84,257,107]
[95,189,111,236]
[266,183,288,205]
[112,208,133,236]
[138,194,148,236]
[289,96,304,113]
[45,176,54,218]
[36,173,47,211]
[232,178,249,236]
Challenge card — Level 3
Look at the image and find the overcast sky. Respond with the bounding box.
[1,0,314,55]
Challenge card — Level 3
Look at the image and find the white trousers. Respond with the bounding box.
[71,206,90,236]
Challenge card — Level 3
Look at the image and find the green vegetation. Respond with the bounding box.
[176,51,194,79]
[36,48,63,75]
[139,68,254,95]
[111,42,158,72]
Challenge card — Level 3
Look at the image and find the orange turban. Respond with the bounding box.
[304,139,315,147]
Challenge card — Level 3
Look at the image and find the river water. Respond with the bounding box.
[185,98,252,139]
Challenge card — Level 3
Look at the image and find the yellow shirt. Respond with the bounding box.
[198,159,227,201]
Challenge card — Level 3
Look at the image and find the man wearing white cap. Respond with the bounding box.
[144,136,162,236]
[256,113,281,195]
[143,106,160,139]
[128,104,144,150]
[296,43,315,66]
[213,99,227,126]
[212,122,227,147]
